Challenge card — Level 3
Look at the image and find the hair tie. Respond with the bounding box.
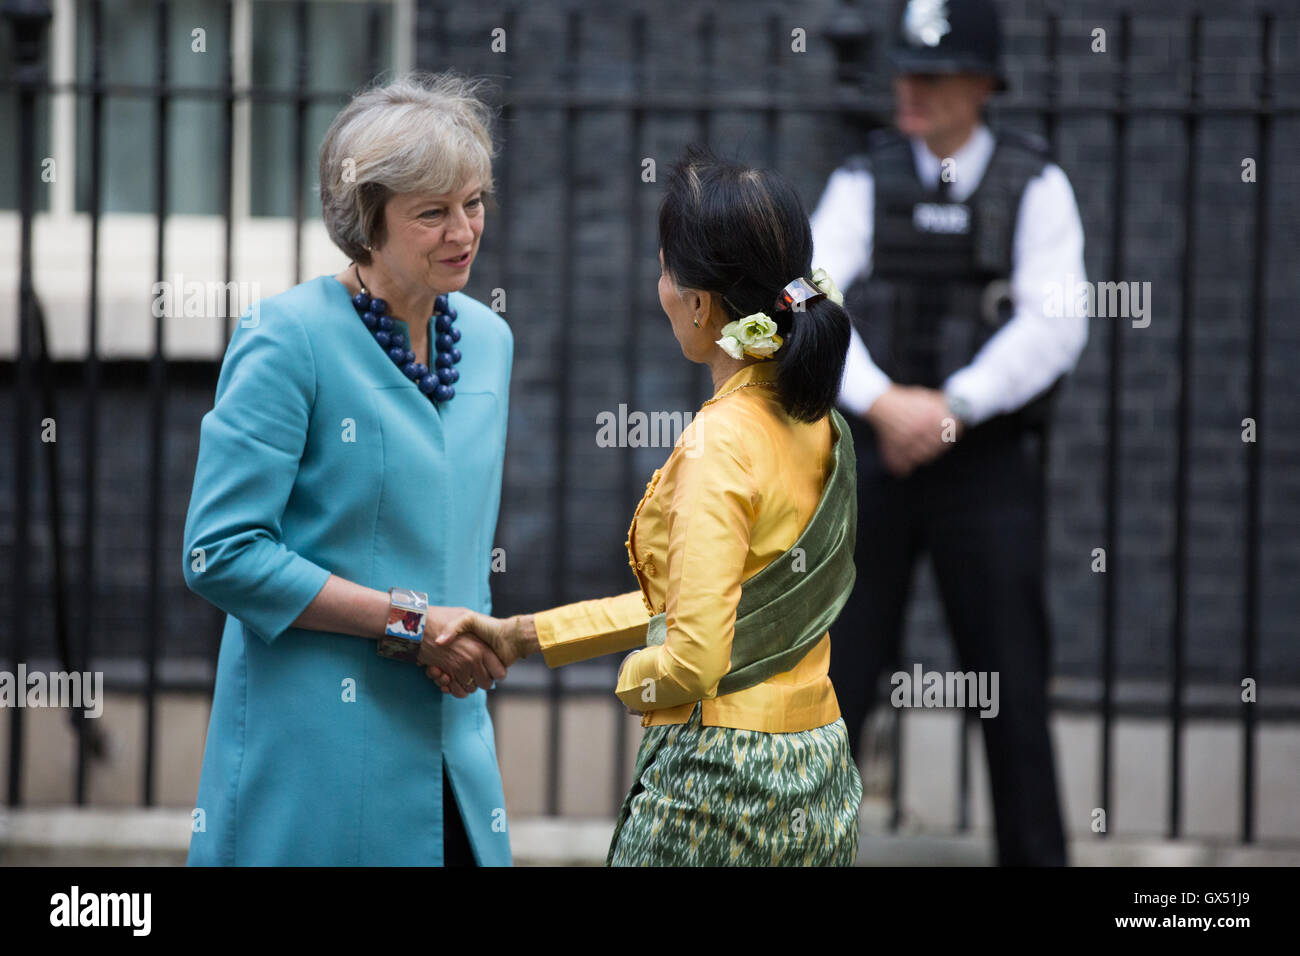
[774,277,825,313]
[713,267,844,360]
[775,269,845,312]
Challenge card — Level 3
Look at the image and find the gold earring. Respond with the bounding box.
[693,319,700,328]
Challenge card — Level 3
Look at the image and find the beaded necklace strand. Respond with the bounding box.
[349,263,463,402]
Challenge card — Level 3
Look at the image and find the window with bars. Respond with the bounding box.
[1,0,412,217]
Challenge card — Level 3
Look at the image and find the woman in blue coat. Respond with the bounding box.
[182,72,513,866]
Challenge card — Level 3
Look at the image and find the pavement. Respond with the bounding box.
[3,800,1297,866]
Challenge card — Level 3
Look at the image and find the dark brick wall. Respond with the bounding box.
[3,0,1296,693]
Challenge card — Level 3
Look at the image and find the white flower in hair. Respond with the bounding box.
[717,312,783,360]
[809,267,844,306]
[716,334,746,360]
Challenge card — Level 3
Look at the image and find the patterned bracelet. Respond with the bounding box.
[376,587,428,663]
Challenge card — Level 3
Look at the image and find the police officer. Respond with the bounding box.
[811,0,1086,866]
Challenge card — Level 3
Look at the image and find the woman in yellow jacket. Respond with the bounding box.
[433,145,862,866]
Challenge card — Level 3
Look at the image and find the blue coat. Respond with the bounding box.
[182,275,513,866]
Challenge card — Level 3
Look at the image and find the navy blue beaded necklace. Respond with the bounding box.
[350,264,462,402]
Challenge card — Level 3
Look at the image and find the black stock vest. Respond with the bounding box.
[842,128,1059,431]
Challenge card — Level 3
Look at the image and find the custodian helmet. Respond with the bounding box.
[889,0,1009,91]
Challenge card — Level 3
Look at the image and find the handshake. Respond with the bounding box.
[414,609,539,698]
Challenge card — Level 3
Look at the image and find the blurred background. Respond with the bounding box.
[1,0,1297,864]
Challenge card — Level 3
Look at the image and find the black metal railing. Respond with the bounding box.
[3,1,1296,848]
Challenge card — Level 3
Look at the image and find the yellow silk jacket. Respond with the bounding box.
[533,360,843,733]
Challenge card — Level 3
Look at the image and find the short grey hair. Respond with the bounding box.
[319,71,498,265]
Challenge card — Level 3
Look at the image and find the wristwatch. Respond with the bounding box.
[376,587,428,663]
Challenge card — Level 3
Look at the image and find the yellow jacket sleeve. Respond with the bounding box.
[615,414,755,712]
[534,590,649,667]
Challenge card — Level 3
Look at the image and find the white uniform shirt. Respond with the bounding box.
[810,123,1088,426]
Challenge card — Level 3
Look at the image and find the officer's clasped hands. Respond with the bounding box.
[865,383,963,477]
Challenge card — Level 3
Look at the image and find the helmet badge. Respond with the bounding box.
[902,0,952,48]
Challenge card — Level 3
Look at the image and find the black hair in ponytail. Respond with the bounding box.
[657,144,850,423]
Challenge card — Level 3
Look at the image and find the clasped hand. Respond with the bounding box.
[416,607,509,698]
[419,611,526,697]
[426,614,646,718]
[867,384,963,477]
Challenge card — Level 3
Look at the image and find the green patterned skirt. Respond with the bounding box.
[607,703,863,866]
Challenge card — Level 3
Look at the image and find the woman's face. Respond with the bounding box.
[373,181,484,294]
[658,248,714,362]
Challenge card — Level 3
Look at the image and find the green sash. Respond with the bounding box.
[644,408,858,697]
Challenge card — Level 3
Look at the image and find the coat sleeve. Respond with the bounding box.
[533,591,650,667]
[181,301,332,643]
